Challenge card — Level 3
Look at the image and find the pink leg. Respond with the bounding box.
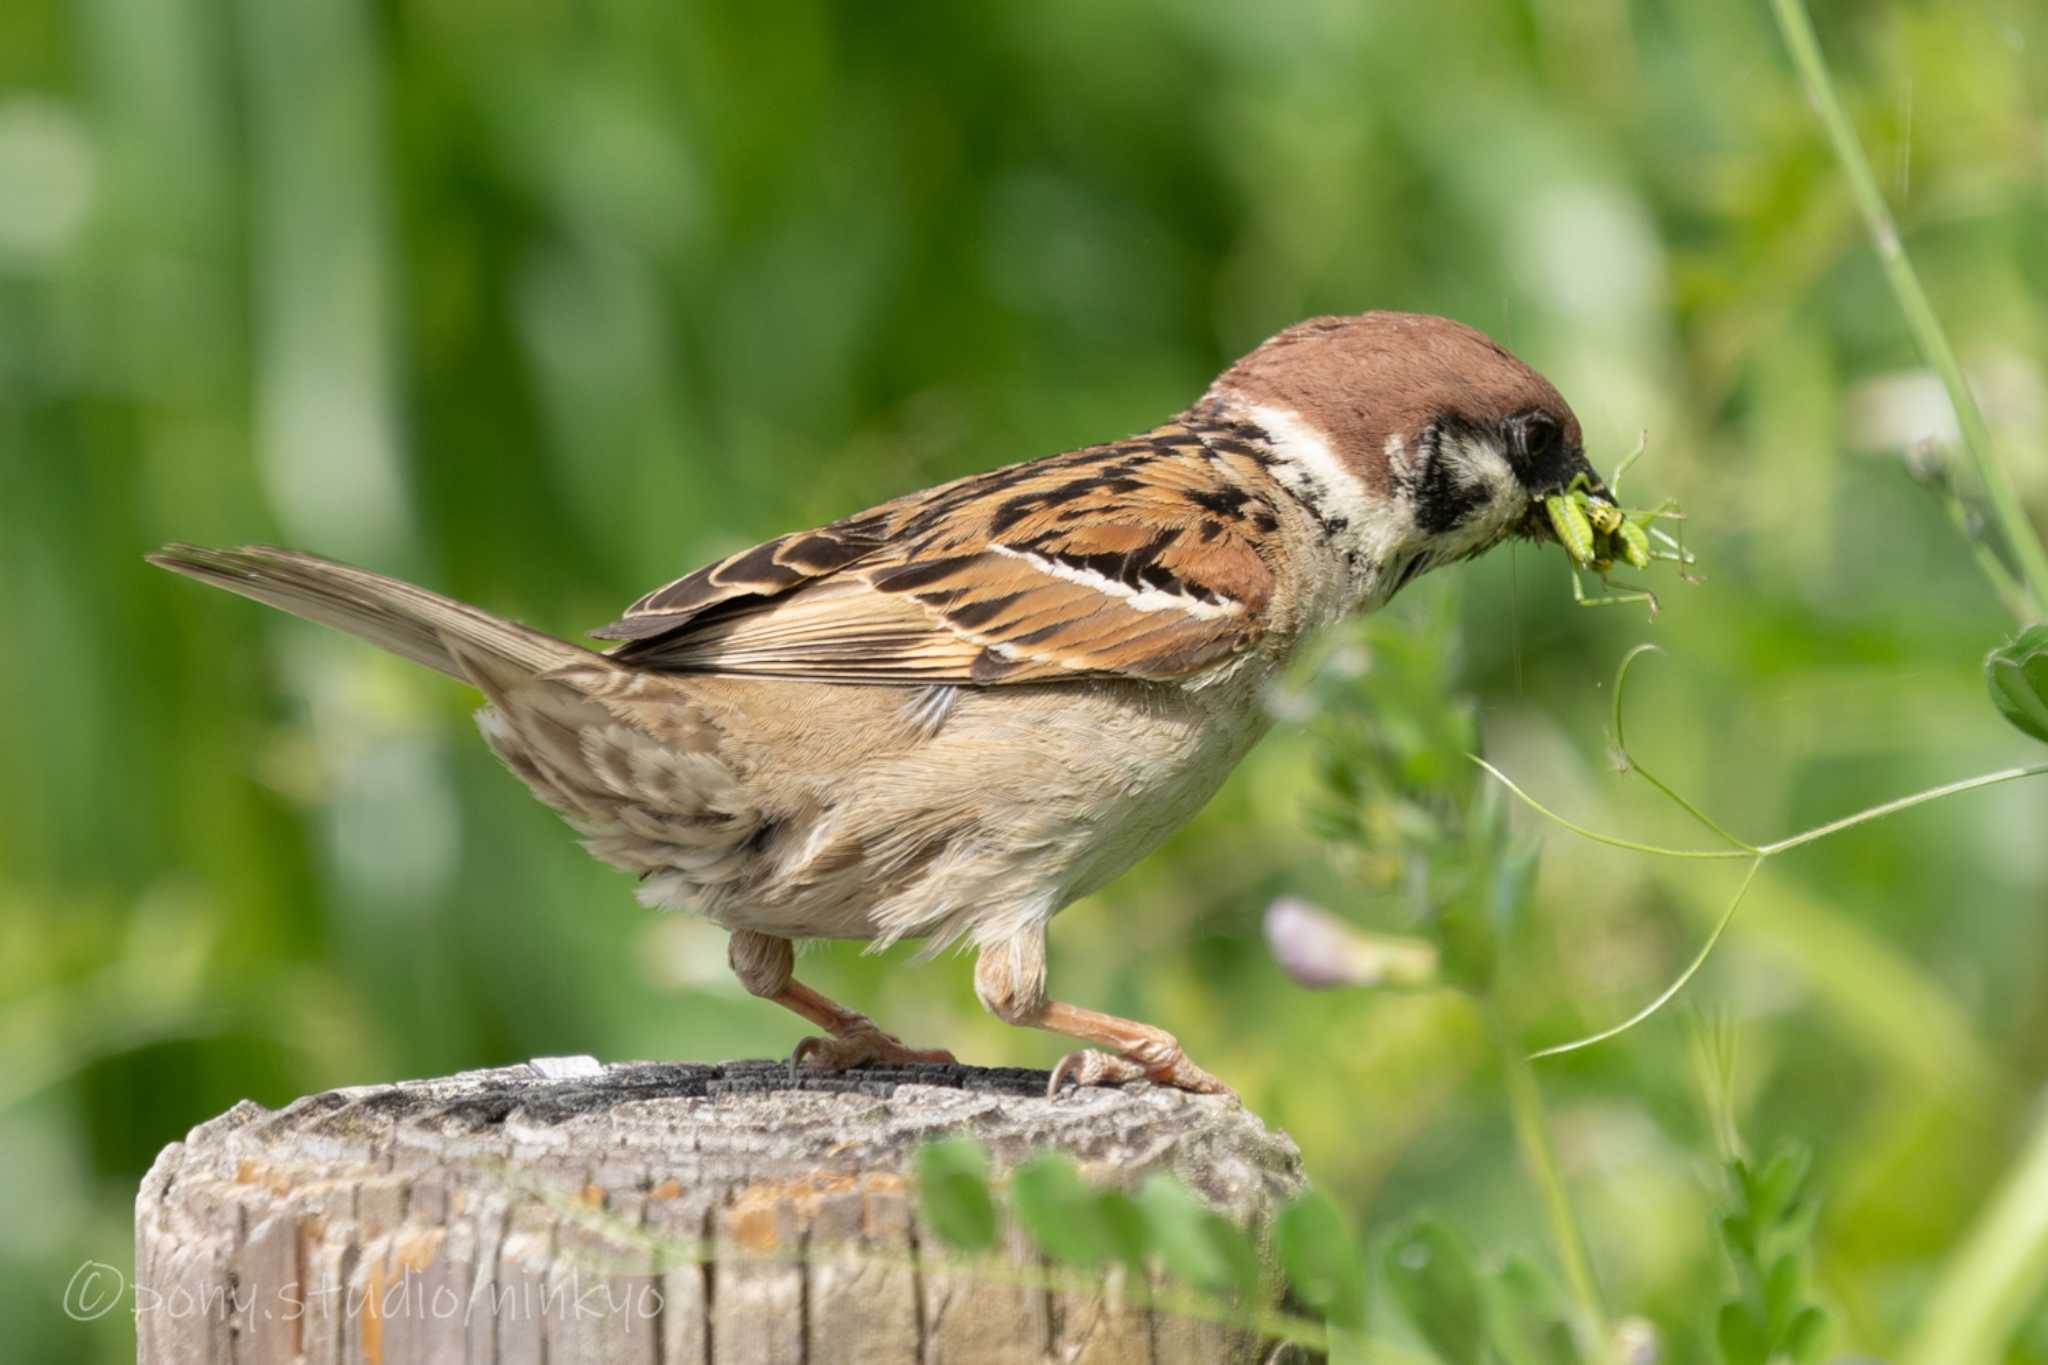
[728,930,955,1070]
[973,936,1233,1100]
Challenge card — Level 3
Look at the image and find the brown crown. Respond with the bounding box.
[1203,312,1581,494]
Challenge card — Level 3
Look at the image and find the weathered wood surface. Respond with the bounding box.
[135,1057,1304,1364]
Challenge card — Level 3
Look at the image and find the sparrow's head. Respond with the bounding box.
[1201,312,1603,592]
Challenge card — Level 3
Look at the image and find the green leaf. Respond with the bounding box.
[1486,837,1542,939]
[1717,1300,1763,1365]
[1010,1154,1112,1268]
[1092,1190,1153,1271]
[1137,1175,1228,1287]
[1753,1146,1809,1227]
[1136,1175,1259,1299]
[1720,1214,1760,1277]
[1485,1257,1577,1365]
[1762,1251,1802,1341]
[1272,1190,1367,1330]
[1383,1217,1486,1365]
[1987,626,2048,743]
[914,1138,997,1252]
[1435,903,1496,990]
[1206,1210,1265,1303]
[1782,1305,1828,1364]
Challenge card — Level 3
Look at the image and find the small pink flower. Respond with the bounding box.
[1263,898,1438,991]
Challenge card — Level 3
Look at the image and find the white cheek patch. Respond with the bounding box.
[1439,433,1527,552]
[1245,404,1376,529]
[1450,433,1517,498]
[1244,403,1414,593]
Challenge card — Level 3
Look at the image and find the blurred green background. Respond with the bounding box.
[3,0,2045,1360]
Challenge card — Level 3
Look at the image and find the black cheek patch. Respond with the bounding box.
[1411,450,1486,536]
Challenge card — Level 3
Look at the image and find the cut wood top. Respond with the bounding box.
[135,1059,1304,1365]
[144,1057,1297,1218]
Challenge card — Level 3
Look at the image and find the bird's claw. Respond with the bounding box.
[1046,1048,1234,1100]
[788,1027,955,1078]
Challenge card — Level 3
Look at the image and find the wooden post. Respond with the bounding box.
[135,1057,1304,1363]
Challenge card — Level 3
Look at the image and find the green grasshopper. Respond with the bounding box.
[1543,434,1694,616]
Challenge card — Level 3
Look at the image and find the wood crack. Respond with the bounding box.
[700,1202,716,1365]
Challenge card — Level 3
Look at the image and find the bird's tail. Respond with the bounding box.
[148,544,770,898]
[147,543,598,681]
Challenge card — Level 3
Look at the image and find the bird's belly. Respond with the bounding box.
[1055,701,1269,905]
[669,675,1273,947]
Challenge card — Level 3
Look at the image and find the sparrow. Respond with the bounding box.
[151,311,1601,1097]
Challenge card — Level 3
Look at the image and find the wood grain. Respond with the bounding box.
[135,1058,1303,1363]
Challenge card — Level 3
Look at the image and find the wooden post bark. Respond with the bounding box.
[135,1057,1304,1364]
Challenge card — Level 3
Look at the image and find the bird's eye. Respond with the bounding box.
[1512,411,1561,463]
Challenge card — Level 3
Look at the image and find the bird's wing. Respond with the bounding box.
[591,422,1282,684]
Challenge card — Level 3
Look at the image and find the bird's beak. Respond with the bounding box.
[1519,450,1609,542]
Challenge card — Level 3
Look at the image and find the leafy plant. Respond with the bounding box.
[1987,627,2048,746]
[907,1128,1620,1365]
[1285,594,1541,996]
[1273,1189,1368,1334]
[1768,0,2048,628]
[1136,1173,1264,1303]
[1008,1152,1121,1269]
[1382,1218,1586,1365]
[912,1141,1346,1352]
[1712,1145,1828,1365]
[1269,518,2043,1361]
[1274,600,1604,1346]
[913,1137,999,1253]
[1383,1217,1487,1365]
[1474,643,2047,1060]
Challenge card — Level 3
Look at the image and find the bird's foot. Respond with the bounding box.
[1047,1046,1234,1100]
[789,1025,956,1076]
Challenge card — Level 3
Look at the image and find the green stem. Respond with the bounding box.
[1530,858,1763,1061]
[1611,646,1760,854]
[1757,763,2048,855]
[1489,636,2048,1060]
[1900,1105,2048,1365]
[1769,0,2048,620]
[1484,998,1607,1346]
[1481,756,2048,866]
[1498,764,2048,1057]
[1920,446,2037,621]
[1471,756,1751,861]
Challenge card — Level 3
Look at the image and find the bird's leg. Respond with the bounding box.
[974,936,1233,1100]
[727,930,955,1071]
[1035,1000,1234,1097]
